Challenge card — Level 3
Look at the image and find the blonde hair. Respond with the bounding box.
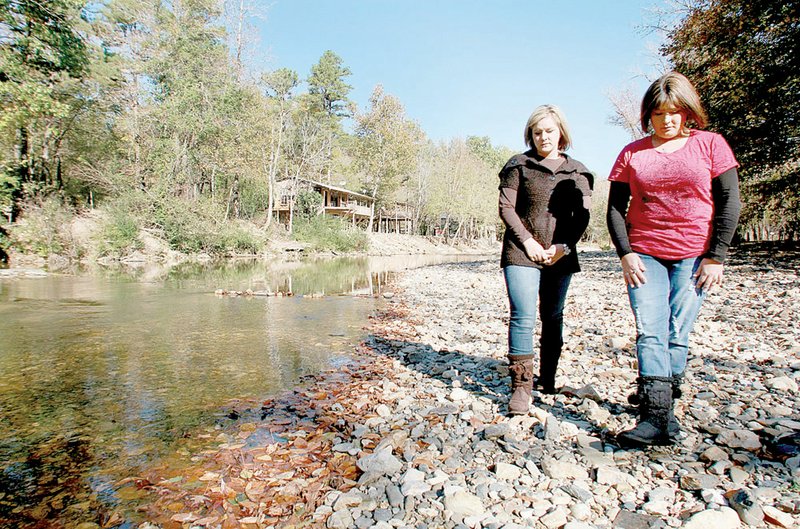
[641,72,708,133]
[524,104,572,151]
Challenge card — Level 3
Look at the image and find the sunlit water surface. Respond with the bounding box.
[0,254,493,527]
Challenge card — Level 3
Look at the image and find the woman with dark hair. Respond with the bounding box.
[607,72,742,446]
[499,104,593,415]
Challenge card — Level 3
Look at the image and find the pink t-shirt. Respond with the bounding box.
[608,130,739,260]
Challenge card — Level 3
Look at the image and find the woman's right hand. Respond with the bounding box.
[523,238,554,264]
[620,253,646,287]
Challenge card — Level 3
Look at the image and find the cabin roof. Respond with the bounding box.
[281,177,374,202]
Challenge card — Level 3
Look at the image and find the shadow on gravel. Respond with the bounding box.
[365,333,623,449]
[726,240,800,272]
[368,331,800,467]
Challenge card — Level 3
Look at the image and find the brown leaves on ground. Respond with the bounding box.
[133,340,405,529]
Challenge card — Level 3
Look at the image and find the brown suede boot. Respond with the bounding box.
[508,355,535,415]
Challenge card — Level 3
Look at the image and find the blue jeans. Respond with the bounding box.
[627,254,706,378]
[504,265,572,386]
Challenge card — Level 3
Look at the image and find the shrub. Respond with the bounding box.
[8,196,74,256]
[295,190,323,220]
[98,205,142,256]
[293,215,368,253]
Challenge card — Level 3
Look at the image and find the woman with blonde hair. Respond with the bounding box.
[499,104,593,415]
[607,72,741,446]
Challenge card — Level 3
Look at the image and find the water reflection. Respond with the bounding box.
[0,253,493,527]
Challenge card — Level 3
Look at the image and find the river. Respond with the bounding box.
[0,254,494,528]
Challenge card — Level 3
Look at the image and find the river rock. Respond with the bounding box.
[716,429,762,450]
[682,507,741,529]
[763,504,796,528]
[357,448,402,475]
[310,255,800,529]
[443,488,485,517]
[727,488,764,525]
[541,456,589,480]
[765,376,798,393]
[612,509,666,528]
[326,509,354,529]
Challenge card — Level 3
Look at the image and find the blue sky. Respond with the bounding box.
[255,0,667,178]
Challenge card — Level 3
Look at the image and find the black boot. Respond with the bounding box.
[627,374,684,441]
[536,347,562,395]
[618,376,675,447]
[671,372,684,400]
[626,376,645,405]
[627,373,683,404]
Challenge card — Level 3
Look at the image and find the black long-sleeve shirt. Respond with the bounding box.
[606,167,741,262]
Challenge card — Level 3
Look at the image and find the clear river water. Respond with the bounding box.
[0,254,493,528]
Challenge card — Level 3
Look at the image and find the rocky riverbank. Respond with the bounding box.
[133,244,799,529]
[311,246,799,529]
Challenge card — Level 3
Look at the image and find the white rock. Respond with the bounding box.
[356,448,403,475]
[332,491,362,510]
[564,523,596,529]
[681,507,741,529]
[541,456,589,480]
[540,507,569,529]
[569,502,592,521]
[596,467,629,486]
[443,489,486,517]
[400,479,431,497]
[495,462,522,481]
[643,500,671,516]
[765,376,798,393]
[326,509,354,529]
[763,504,797,528]
[449,387,470,401]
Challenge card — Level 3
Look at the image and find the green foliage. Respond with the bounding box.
[307,50,353,118]
[293,216,368,253]
[353,85,423,207]
[663,0,800,238]
[295,189,323,220]
[98,204,141,256]
[95,190,263,256]
[0,0,93,204]
[0,168,19,215]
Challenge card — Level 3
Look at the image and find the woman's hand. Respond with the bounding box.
[621,253,646,287]
[694,258,724,292]
[523,238,553,264]
[542,244,567,266]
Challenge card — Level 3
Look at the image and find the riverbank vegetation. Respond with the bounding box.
[1,0,798,265]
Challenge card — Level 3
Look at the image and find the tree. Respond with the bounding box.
[424,138,497,241]
[305,50,352,183]
[353,85,423,231]
[662,0,800,239]
[0,0,92,214]
[606,86,648,142]
[260,68,299,226]
[307,50,352,119]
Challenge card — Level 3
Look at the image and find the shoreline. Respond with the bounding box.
[1,232,502,275]
[135,247,799,528]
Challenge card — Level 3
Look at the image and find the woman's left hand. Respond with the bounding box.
[542,244,567,266]
[694,258,724,292]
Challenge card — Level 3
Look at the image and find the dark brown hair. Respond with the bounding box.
[640,72,708,133]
